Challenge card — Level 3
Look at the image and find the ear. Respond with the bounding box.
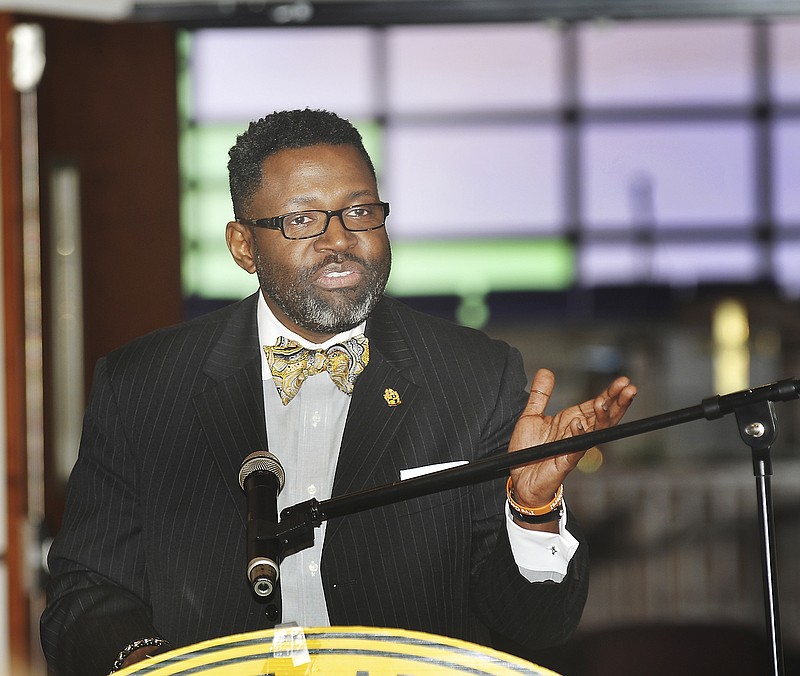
[226,221,257,274]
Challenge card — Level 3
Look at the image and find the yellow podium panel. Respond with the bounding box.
[116,626,561,676]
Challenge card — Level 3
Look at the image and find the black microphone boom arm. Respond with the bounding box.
[273,377,799,676]
[277,377,800,553]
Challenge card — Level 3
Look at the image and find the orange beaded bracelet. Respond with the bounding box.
[506,477,564,516]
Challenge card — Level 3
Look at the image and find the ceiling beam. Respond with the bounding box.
[131,0,800,27]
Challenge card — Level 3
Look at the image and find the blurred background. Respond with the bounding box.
[0,0,799,673]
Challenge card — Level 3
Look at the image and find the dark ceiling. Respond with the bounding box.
[131,0,800,27]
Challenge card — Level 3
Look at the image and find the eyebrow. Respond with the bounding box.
[282,190,378,211]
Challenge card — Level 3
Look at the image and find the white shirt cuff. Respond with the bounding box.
[505,500,580,583]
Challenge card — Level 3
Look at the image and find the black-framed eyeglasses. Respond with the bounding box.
[236,201,390,240]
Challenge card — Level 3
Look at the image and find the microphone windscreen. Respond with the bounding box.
[238,450,285,492]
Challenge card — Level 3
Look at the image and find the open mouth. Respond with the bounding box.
[315,262,363,290]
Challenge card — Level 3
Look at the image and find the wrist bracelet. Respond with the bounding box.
[110,637,169,673]
[508,501,563,524]
[506,477,563,516]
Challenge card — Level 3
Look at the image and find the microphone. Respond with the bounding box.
[238,450,285,598]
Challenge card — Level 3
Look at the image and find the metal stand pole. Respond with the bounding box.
[735,401,784,676]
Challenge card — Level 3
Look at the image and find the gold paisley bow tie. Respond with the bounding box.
[263,335,370,405]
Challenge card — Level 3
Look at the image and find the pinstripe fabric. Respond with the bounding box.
[41,293,588,676]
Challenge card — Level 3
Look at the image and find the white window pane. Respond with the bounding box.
[582,122,754,229]
[771,21,800,103]
[387,24,561,113]
[579,242,654,286]
[189,28,376,122]
[774,121,800,228]
[579,21,753,106]
[774,240,800,297]
[580,241,763,287]
[652,241,762,285]
[384,124,563,239]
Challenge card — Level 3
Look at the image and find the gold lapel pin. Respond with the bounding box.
[383,388,402,407]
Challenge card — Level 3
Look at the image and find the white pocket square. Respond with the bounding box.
[400,461,468,481]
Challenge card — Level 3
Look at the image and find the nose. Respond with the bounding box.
[313,211,357,252]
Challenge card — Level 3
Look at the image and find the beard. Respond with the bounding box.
[253,242,391,336]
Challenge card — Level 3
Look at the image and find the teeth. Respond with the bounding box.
[327,271,351,277]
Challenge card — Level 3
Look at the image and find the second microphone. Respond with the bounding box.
[238,450,285,599]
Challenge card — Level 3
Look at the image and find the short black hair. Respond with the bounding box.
[228,108,376,217]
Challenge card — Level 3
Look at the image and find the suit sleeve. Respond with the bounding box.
[469,347,590,648]
[40,358,159,676]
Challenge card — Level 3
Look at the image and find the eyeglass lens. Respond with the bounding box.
[283,203,386,238]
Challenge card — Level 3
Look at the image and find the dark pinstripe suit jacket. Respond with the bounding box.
[41,292,589,676]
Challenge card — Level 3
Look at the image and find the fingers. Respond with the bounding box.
[594,378,638,426]
[608,379,637,412]
[524,368,555,415]
[530,368,555,397]
[569,416,585,435]
[602,376,633,403]
[520,369,637,437]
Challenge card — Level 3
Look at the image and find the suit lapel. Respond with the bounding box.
[193,293,267,527]
[328,299,421,541]
[192,295,422,537]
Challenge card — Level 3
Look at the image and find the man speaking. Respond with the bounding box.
[41,109,637,675]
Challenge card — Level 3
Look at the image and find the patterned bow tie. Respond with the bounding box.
[263,335,370,405]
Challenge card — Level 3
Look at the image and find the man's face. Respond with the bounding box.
[227,143,391,343]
